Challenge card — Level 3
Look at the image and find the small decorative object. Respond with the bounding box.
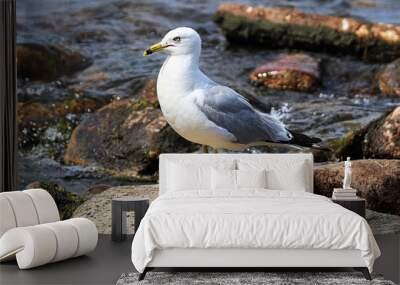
[332,157,358,200]
[343,157,352,190]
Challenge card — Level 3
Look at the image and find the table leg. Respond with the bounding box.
[112,201,123,242]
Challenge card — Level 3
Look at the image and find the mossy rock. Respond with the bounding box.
[327,106,400,160]
[214,3,400,62]
[17,96,105,156]
[63,77,198,175]
[364,106,400,159]
[26,181,85,220]
[64,99,198,175]
[330,128,367,160]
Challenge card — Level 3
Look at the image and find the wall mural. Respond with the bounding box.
[16,0,400,230]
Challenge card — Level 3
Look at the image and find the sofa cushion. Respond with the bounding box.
[0,189,60,238]
[0,196,17,237]
[0,192,39,228]
[24,189,60,224]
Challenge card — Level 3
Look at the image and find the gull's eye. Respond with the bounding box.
[172,36,181,43]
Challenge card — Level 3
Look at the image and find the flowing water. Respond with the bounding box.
[16,0,400,193]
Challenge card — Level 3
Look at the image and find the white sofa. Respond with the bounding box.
[0,189,98,269]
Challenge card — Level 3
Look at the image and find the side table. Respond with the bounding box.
[112,197,149,242]
[331,198,366,218]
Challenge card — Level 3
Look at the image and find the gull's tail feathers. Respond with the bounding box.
[284,130,331,151]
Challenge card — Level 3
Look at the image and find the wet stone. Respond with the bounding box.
[17,43,92,81]
[379,58,400,97]
[250,54,320,92]
[364,106,400,159]
[314,159,400,216]
[214,3,400,62]
[64,99,197,175]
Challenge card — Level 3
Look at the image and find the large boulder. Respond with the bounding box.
[379,58,400,97]
[250,53,320,92]
[64,98,197,175]
[314,160,400,215]
[364,106,400,159]
[17,43,91,81]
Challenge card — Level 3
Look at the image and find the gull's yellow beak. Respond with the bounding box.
[143,42,164,56]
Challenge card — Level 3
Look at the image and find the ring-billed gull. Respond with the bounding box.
[144,27,321,151]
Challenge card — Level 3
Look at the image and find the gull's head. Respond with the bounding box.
[144,27,201,57]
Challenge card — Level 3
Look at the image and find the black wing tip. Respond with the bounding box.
[286,130,324,148]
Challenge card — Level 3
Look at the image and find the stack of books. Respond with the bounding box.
[332,188,358,200]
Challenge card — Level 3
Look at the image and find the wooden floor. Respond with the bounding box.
[1,234,398,284]
[0,235,133,285]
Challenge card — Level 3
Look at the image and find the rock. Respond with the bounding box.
[135,78,159,109]
[52,96,104,117]
[364,106,400,159]
[379,58,400,96]
[17,43,91,81]
[17,96,105,153]
[25,181,85,220]
[328,128,367,161]
[74,30,108,43]
[64,99,197,175]
[17,102,52,147]
[314,160,400,215]
[214,3,400,62]
[279,99,382,145]
[324,106,400,160]
[86,184,112,195]
[250,53,320,92]
[73,184,159,234]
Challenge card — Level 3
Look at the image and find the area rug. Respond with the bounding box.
[116,272,395,285]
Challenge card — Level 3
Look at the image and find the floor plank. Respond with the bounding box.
[0,234,133,285]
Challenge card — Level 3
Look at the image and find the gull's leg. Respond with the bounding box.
[202,145,209,153]
[138,268,149,281]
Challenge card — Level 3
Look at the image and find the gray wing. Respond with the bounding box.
[194,85,292,144]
